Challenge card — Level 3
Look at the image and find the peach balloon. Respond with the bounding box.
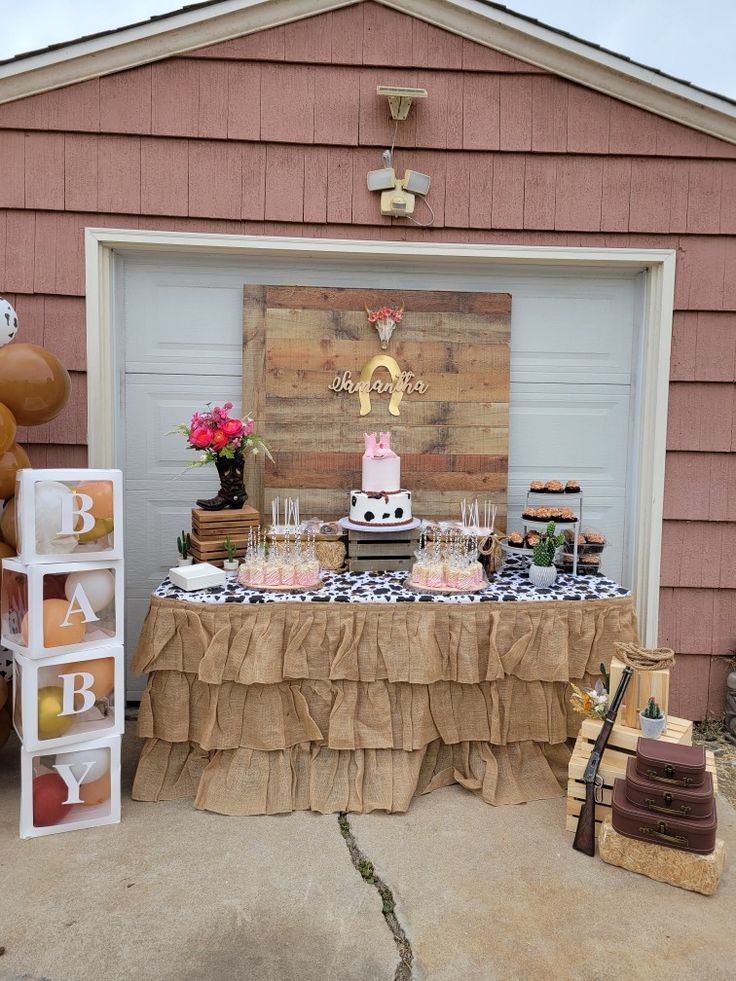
[62,657,115,701]
[78,769,111,807]
[0,443,31,500]
[74,481,114,521]
[0,343,70,426]
[0,497,17,548]
[21,598,86,648]
[0,403,16,454]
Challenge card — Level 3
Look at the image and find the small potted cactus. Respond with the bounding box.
[640,696,667,738]
[528,521,564,588]
[222,535,239,575]
[177,530,193,566]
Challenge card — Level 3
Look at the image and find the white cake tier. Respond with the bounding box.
[362,455,401,493]
[349,489,412,526]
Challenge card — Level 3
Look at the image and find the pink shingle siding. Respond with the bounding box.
[1,0,734,715]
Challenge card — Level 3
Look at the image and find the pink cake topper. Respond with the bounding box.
[363,432,398,459]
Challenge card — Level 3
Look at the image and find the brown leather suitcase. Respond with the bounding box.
[624,757,714,819]
[611,779,717,854]
[635,738,707,788]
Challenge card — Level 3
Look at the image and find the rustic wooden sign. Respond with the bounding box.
[242,285,511,526]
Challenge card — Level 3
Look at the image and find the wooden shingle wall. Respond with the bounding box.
[0,1,734,715]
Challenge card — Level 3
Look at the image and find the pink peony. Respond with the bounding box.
[211,429,229,451]
[190,426,213,449]
[222,418,243,438]
[243,418,255,436]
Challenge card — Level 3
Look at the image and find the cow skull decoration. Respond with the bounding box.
[366,302,404,349]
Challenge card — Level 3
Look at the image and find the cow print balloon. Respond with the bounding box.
[0,298,18,347]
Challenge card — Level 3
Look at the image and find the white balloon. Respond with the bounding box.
[54,746,110,784]
[0,298,18,347]
[64,569,115,613]
[34,481,78,554]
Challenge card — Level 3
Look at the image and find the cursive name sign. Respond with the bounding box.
[329,354,429,416]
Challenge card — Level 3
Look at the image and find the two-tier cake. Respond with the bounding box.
[349,432,413,527]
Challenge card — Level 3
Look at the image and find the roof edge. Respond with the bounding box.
[1,0,735,146]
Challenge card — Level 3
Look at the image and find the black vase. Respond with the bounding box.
[196,452,247,511]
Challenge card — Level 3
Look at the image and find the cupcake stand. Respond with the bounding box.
[505,488,583,576]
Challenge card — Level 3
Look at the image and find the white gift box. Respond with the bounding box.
[13,644,124,751]
[1,558,123,658]
[20,733,121,838]
[168,562,226,591]
[15,469,123,564]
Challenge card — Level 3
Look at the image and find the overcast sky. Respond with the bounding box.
[1,0,735,100]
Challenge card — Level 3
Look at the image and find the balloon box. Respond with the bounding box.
[15,469,123,564]
[20,733,121,838]
[1,559,123,658]
[13,644,124,751]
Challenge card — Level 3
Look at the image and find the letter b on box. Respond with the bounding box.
[15,469,123,564]
[13,644,124,751]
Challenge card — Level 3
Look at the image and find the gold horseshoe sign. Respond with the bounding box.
[328,355,429,417]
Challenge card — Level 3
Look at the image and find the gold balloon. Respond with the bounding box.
[0,497,17,548]
[79,769,111,806]
[76,516,114,543]
[0,442,31,499]
[0,403,16,454]
[0,343,70,426]
[63,656,115,701]
[37,686,75,740]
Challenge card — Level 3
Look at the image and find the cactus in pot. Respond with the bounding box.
[177,530,192,565]
[223,535,239,574]
[640,696,667,738]
[528,522,564,588]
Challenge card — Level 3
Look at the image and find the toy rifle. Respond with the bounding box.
[573,665,633,856]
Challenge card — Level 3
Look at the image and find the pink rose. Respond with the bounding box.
[243,419,255,436]
[222,418,243,438]
[190,426,213,449]
[211,429,229,451]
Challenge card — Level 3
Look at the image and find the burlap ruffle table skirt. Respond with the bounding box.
[131,586,638,815]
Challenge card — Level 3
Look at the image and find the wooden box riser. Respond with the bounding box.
[608,656,670,730]
[579,716,693,754]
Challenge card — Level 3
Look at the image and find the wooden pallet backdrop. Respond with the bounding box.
[242,285,511,524]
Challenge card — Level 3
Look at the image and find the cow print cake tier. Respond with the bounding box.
[349,432,413,527]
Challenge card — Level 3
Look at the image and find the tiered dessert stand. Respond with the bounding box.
[506,487,584,575]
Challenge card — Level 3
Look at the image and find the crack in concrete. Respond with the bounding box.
[337,813,414,981]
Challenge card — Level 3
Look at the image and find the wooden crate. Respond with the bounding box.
[609,656,670,729]
[347,528,419,573]
[189,506,260,566]
[565,717,717,835]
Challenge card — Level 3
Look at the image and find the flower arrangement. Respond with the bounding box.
[171,403,272,467]
[366,304,404,325]
[570,664,610,720]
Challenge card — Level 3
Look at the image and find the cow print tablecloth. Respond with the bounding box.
[154,556,630,605]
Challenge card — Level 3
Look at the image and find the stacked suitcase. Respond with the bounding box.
[611,737,717,855]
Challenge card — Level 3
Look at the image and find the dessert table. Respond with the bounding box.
[131,560,638,815]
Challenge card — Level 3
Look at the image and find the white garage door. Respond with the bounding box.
[118,251,642,697]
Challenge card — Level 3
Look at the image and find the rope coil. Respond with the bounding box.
[614,642,675,670]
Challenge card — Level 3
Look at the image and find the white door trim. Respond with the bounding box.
[85,228,675,645]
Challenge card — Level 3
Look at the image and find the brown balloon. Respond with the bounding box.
[0,443,30,499]
[0,496,17,548]
[0,542,14,559]
[0,403,16,454]
[0,343,70,426]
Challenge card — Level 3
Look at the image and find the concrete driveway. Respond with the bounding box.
[0,733,733,981]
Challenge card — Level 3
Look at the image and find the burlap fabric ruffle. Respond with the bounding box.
[132,594,638,814]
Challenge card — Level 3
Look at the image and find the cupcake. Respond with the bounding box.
[565,479,581,494]
[529,480,545,492]
[585,531,605,545]
[544,480,564,493]
[508,532,524,547]
[526,531,541,548]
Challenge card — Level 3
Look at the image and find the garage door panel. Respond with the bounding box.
[125,278,244,375]
[124,375,243,478]
[508,384,631,495]
[509,285,636,384]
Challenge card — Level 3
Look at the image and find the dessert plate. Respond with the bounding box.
[403,575,489,595]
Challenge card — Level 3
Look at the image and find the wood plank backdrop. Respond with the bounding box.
[242,285,511,526]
